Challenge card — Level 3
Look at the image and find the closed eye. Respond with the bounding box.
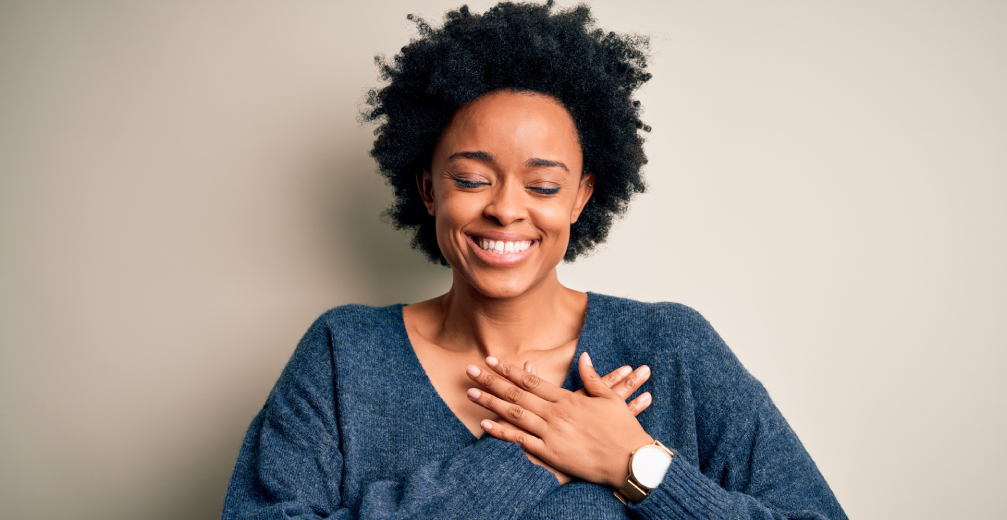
[529,186,560,195]
[453,178,488,189]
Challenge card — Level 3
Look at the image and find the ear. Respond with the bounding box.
[569,173,595,223]
[417,170,436,216]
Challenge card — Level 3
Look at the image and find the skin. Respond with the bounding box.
[402,90,654,487]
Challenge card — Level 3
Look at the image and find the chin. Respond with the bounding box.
[471,276,532,300]
[461,268,547,300]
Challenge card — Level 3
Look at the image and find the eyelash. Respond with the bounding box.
[453,179,487,189]
[530,186,560,195]
[451,178,560,195]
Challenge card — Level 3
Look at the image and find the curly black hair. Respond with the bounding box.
[363,0,651,266]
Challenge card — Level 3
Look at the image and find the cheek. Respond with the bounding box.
[435,193,482,228]
[432,194,479,259]
[533,200,578,232]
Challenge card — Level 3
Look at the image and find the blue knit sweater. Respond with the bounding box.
[222,293,846,519]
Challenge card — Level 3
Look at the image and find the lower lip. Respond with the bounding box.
[467,236,537,266]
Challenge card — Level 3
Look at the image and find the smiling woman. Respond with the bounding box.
[221,2,847,519]
[421,91,593,297]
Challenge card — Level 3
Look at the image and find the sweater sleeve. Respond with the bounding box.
[220,314,559,520]
[626,307,847,520]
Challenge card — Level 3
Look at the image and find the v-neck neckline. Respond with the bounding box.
[390,292,599,441]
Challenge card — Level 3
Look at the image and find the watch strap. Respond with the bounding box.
[614,476,648,505]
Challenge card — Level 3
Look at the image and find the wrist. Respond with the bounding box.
[608,434,655,488]
[612,439,674,505]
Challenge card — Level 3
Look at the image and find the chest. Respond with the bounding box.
[330,325,699,518]
[410,338,575,438]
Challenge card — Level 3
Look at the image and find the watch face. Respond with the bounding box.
[631,445,673,488]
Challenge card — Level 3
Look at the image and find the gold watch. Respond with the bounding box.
[613,440,674,505]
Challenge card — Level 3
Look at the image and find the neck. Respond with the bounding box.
[432,269,586,359]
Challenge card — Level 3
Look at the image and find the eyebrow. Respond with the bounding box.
[447,151,568,172]
[447,151,494,163]
[525,158,569,172]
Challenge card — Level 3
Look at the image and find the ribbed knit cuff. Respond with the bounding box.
[628,451,731,520]
[452,436,560,520]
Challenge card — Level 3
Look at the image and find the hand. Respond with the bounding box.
[467,353,654,488]
[500,361,653,484]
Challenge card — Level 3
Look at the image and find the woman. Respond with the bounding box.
[222,2,846,519]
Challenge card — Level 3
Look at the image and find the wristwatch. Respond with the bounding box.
[613,440,674,505]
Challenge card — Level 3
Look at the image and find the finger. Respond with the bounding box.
[485,356,563,402]
[627,392,652,416]
[480,419,547,457]
[467,386,548,434]
[611,365,651,401]
[578,352,618,399]
[467,364,551,415]
[602,365,632,388]
[524,361,538,376]
[572,365,631,397]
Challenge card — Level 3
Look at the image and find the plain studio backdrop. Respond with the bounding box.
[1,0,1004,518]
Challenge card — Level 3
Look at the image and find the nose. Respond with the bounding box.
[483,180,528,226]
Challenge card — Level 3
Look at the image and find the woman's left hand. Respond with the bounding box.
[466,352,655,488]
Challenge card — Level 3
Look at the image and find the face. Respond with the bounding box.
[420,90,594,299]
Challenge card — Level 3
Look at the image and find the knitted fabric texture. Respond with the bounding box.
[222,293,847,519]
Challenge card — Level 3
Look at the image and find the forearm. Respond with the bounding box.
[627,449,846,520]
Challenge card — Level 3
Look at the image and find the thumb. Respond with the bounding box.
[579,352,615,398]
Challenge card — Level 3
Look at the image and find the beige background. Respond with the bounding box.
[1,0,1004,518]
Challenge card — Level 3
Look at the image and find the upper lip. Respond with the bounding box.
[466,231,538,242]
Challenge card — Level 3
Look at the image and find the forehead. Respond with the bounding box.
[433,91,583,169]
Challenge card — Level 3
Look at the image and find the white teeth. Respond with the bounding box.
[476,238,533,254]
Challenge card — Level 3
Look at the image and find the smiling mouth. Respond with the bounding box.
[475,238,534,254]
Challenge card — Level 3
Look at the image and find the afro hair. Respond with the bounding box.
[362,0,651,265]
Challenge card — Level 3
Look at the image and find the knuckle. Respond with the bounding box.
[622,374,638,390]
[481,374,495,387]
[515,432,527,448]
[506,405,524,421]
[499,363,513,376]
[520,373,540,390]
[504,386,523,403]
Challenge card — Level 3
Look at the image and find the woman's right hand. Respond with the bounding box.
[510,361,653,484]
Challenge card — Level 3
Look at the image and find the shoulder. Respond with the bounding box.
[307,303,404,344]
[283,303,404,371]
[586,293,748,377]
[588,293,768,416]
[587,293,719,350]
[315,303,401,328]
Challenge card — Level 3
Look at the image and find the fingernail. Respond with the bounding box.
[641,392,651,404]
[481,420,493,430]
[640,365,650,377]
[619,366,632,377]
[524,361,532,371]
[486,356,499,366]
[467,388,481,399]
[583,352,593,367]
[466,365,481,377]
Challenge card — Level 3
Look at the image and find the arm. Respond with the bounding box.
[220,314,560,520]
[469,325,847,520]
[627,312,847,520]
